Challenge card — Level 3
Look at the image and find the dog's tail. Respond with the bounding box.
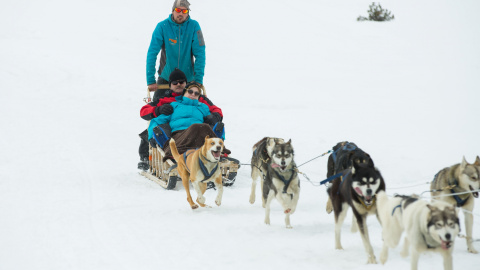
[169,138,181,162]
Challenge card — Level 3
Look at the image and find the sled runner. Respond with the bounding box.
[140,85,240,190]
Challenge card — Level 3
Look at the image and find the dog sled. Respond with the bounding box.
[140,84,240,190]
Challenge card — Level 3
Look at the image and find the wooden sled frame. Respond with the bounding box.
[140,144,240,190]
[140,84,239,189]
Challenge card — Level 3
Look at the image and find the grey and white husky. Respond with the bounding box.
[377,191,460,270]
[431,156,480,253]
[249,137,300,228]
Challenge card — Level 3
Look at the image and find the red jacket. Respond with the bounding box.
[140,91,223,121]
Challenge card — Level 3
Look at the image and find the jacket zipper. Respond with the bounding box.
[177,25,181,68]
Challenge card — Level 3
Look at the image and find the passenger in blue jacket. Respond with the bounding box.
[148,82,229,160]
[146,0,206,95]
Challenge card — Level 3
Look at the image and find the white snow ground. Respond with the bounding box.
[1,0,479,269]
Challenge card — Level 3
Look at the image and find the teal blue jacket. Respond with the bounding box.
[148,96,210,140]
[146,15,206,85]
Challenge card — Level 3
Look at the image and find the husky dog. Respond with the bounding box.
[431,156,480,253]
[249,137,285,206]
[327,161,386,263]
[377,191,460,270]
[249,137,300,228]
[326,141,374,214]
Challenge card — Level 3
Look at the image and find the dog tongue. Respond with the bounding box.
[354,187,363,196]
[271,164,281,168]
[441,240,450,250]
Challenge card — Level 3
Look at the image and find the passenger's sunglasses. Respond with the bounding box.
[171,80,185,85]
[187,89,200,96]
[174,8,189,14]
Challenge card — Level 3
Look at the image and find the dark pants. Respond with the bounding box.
[138,129,149,159]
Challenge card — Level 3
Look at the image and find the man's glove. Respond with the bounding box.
[155,104,173,116]
[203,112,222,125]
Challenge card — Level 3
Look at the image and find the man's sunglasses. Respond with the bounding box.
[171,80,186,85]
[174,8,189,14]
[187,89,200,96]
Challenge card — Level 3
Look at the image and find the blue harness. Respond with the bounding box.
[431,175,470,207]
[183,150,219,182]
[273,170,296,194]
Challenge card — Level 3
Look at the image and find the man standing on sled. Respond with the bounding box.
[146,0,206,98]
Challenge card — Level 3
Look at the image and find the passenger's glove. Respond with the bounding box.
[155,104,173,116]
[203,112,222,125]
[149,138,157,148]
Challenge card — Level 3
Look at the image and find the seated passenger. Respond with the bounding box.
[138,68,222,170]
[148,82,229,161]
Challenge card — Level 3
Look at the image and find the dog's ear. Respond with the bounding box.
[287,139,292,144]
[461,156,469,168]
[426,204,438,212]
[352,161,361,174]
[474,156,480,166]
[205,135,210,141]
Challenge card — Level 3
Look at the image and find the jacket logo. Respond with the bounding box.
[169,39,177,44]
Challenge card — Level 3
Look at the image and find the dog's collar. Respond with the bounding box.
[357,195,376,211]
[273,169,296,194]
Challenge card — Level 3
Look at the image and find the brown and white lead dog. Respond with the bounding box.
[170,136,224,209]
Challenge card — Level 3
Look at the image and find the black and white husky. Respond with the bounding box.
[377,191,460,270]
[326,161,386,263]
[250,137,300,228]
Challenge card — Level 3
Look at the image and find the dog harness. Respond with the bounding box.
[431,174,470,207]
[198,156,219,182]
[391,204,402,216]
[183,150,219,182]
[330,142,357,163]
[448,179,470,207]
[450,186,470,207]
[273,170,296,194]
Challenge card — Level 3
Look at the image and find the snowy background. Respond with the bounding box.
[1,0,479,269]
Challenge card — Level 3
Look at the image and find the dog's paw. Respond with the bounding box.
[265,218,270,225]
[215,199,222,206]
[286,225,293,229]
[249,195,255,204]
[326,198,333,214]
[468,247,478,254]
[367,255,377,264]
[284,208,291,214]
[197,196,206,205]
[191,204,199,210]
[379,248,388,264]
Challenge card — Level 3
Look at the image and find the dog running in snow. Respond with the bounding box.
[326,161,386,263]
[325,141,375,214]
[249,137,300,228]
[377,191,460,270]
[430,156,480,253]
[170,136,224,209]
